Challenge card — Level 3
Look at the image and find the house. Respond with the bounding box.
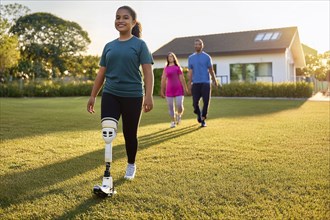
[152,26,305,84]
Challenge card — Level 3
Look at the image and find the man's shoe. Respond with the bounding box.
[124,163,136,180]
[197,114,202,123]
[201,120,207,127]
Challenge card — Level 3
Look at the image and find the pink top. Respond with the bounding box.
[164,65,184,97]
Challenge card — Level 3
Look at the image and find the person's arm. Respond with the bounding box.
[160,68,166,98]
[142,63,154,112]
[187,69,193,95]
[208,66,219,87]
[179,68,188,95]
[87,66,106,113]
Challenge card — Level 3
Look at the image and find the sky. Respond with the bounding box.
[2,0,330,56]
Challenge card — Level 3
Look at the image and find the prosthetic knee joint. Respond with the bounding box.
[93,118,118,198]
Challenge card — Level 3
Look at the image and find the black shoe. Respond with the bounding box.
[201,120,207,127]
[197,115,202,123]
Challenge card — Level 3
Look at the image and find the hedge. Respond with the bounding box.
[0,80,95,97]
[0,78,313,98]
[212,82,313,98]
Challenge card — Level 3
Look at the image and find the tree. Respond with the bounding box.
[0,30,20,80]
[296,52,330,81]
[10,12,91,79]
[0,3,29,81]
[65,55,100,79]
[0,3,30,33]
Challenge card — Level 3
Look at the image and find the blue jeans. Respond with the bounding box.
[191,83,211,119]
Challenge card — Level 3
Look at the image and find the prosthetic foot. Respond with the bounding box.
[93,118,118,198]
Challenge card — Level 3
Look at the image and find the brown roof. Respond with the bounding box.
[152,26,300,59]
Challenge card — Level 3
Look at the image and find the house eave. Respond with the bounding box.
[153,48,287,59]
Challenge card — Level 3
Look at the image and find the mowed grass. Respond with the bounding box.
[0,96,329,219]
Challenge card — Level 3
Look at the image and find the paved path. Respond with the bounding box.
[308,92,330,102]
[213,92,329,102]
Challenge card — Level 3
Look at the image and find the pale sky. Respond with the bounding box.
[2,0,330,55]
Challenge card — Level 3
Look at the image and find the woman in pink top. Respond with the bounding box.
[161,52,188,128]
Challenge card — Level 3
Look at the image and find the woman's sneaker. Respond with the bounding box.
[176,115,181,125]
[124,163,136,180]
[170,121,176,128]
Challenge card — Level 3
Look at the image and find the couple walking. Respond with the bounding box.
[161,39,219,128]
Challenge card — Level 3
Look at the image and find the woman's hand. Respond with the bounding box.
[160,90,166,98]
[87,96,96,114]
[143,95,154,113]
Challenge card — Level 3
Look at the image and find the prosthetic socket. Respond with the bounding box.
[102,119,117,163]
[101,118,117,192]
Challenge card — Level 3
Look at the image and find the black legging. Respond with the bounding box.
[101,92,143,164]
[191,83,211,119]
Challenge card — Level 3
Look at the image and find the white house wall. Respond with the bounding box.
[153,52,292,83]
[285,48,297,82]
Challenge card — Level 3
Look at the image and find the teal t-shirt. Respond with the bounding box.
[100,36,154,97]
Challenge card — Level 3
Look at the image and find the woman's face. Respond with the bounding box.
[168,54,174,63]
[115,9,136,33]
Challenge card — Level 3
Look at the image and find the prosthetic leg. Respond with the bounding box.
[93,118,118,198]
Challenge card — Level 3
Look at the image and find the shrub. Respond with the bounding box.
[216,82,313,98]
[0,82,23,97]
[153,68,163,96]
[0,79,313,98]
[0,80,94,97]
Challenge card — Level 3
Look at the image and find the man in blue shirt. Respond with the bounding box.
[188,38,219,127]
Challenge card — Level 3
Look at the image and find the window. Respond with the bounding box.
[263,33,273,41]
[230,62,272,83]
[271,32,280,40]
[217,76,228,84]
[254,32,281,41]
[255,33,265,41]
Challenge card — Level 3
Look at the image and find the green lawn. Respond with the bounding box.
[0,97,329,219]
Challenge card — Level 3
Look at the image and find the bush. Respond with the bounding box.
[0,82,23,97]
[214,82,313,98]
[153,68,163,96]
[0,80,94,97]
[0,79,313,98]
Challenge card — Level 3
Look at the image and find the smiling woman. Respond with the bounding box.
[86,5,154,196]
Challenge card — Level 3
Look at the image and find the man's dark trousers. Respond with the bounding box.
[191,83,211,120]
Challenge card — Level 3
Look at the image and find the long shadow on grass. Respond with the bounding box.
[0,125,198,213]
[209,98,306,119]
[1,97,306,141]
[53,177,128,220]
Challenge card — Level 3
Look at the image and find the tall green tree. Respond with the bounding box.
[10,12,91,79]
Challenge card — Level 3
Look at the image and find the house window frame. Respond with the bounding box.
[230,62,273,83]
[254,31,281,42]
